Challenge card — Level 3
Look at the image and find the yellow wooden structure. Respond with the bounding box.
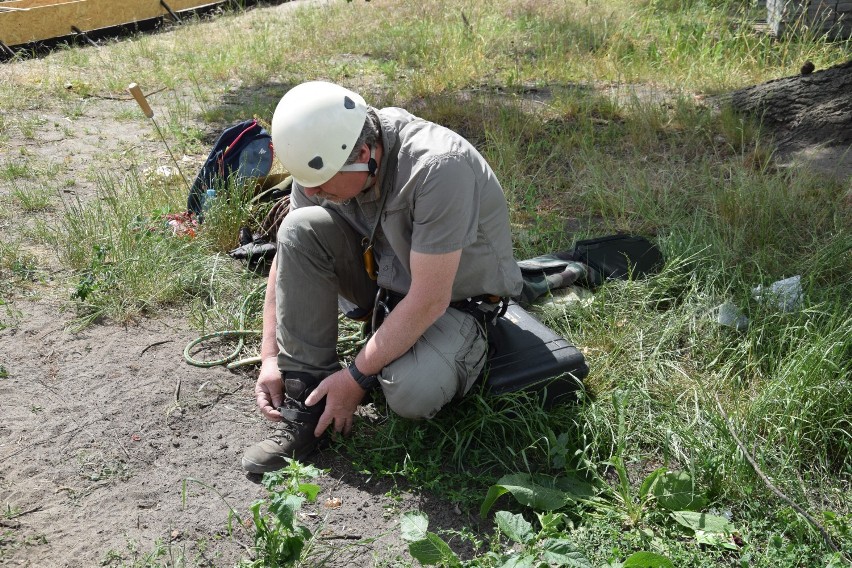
[0,0,225,47]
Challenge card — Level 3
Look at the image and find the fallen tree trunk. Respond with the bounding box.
[718,59,852,150]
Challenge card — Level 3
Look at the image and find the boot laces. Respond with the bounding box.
[271,394,311,444]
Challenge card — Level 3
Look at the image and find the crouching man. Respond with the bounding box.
[242,81,523,473]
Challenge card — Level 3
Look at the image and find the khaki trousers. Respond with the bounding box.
[275,206,487,419]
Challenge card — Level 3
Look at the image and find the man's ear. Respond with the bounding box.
[361,143,378,176]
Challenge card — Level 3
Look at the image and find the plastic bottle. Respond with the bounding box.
[201,188,216,221]
[203,188,216,210]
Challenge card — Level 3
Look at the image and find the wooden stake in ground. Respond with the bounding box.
[127,82,191,192]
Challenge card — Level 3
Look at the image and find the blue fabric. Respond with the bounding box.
[187,120,273,217]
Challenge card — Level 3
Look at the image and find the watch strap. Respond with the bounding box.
[348,362,379,391]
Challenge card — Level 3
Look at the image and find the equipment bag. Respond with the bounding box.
[228,177,293,274]
[482,302,588,408]
[513,234,663,302]
[187,119,274,218]
[573,234,664,287]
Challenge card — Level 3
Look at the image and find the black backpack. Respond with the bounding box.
[515,234,665,303]
[187,119,274,217]
[573,234,664,286]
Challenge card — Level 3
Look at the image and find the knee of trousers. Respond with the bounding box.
[379,362,457,420]
[276,206,341,249]
[378,311,488,420]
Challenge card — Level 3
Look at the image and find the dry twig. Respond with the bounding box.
[715,395,849,564]
[6,505,42,519]
[140,340,172,356]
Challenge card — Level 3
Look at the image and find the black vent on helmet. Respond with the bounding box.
[308,156,324,170]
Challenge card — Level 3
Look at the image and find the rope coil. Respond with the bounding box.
[183,283,368,369]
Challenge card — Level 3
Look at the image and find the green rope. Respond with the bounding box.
[183,329,263,369]
[183,282,265,369]
[184,283,369,370]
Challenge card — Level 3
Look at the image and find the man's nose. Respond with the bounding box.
[304,186,321,197]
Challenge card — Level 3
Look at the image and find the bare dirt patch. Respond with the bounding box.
[0,294,475,566]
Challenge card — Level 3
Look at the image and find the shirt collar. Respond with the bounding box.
[355,110,398,206]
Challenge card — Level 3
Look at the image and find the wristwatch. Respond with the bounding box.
[348,361,379,391]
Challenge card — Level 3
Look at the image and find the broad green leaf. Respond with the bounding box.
[481,485,511,518]
[408,532,457,566]
[495,511,534,544]
[540,538,594,567]
[670,511,735,534]
[554,473,597,499]
[536,511,565,534]
[268,493,302,528]
[495,553,537,568]
[400,511,429,542]
[623,551,675,567]
[652,472,707,511]
[638,468,666,501]
[641,528,657,540]
[297,483,321,501]
[695,529,740,550]
[481,474,572,517]
[502,482,567,512]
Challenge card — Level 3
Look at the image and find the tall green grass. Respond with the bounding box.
[48,168,245,327]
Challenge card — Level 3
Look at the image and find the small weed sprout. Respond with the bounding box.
[239,460,326,567]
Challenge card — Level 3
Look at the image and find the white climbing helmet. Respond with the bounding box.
[271,81,368,188]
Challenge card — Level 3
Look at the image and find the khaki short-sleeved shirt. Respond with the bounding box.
[291,107,523,301]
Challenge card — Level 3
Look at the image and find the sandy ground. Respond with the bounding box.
[0,291,476,567]
[2,297,481,567]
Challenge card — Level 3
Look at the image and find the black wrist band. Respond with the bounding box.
[348,361,379,390]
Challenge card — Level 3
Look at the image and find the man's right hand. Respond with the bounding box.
[255,358,284,421]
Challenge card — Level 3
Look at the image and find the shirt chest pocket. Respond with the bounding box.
[376,206,413,292]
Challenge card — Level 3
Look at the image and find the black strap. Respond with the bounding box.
[450,295,508,324]
[279,404,317,423]
[348,361,379,391]
[365,127,406,250]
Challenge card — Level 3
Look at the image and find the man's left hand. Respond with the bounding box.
[304,368,366,437]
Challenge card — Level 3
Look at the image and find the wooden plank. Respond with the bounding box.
[1,0,83,9]
[0,0,225,47]
[3,0,219,7]
[164,0,225,11]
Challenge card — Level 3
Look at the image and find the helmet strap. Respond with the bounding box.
[338,145,377,177]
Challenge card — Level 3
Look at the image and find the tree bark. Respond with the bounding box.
[719,59,852,151]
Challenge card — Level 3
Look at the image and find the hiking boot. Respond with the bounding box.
[241,375,325,474]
